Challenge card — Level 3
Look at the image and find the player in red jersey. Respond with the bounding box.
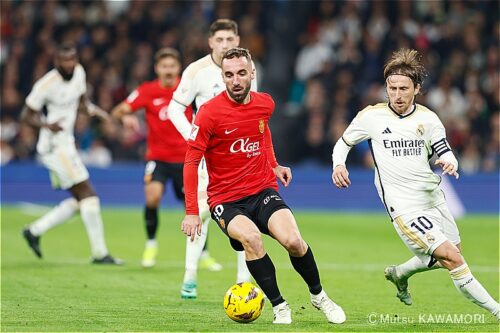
[111,48,193,267]
[181,48,346,325]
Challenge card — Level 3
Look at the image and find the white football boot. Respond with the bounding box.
[311,290,346,324]
[272,301,292,324]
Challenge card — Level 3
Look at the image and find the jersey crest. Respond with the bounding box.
[416,124,425,137]
[259,120,265,134]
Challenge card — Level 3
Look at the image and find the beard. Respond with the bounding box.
[57,67,74,81]
[227,84,251,104]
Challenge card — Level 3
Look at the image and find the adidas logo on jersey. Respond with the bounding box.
[382,127,392,134]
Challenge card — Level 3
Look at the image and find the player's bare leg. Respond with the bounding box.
[142,181,163,268]
[433,241,500,319]
[227,216,291,324]
[268,209,346,324]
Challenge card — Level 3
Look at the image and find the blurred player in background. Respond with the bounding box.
[21,43,122,265]
[167,19,254,299]
[111,48,193,268]
[181,48,346,324]
[332,49,499,320]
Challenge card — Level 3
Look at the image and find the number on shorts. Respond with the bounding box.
[410,216,434,235]
[213,204,224,222]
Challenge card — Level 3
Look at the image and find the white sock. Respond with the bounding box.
[29,198,79,236]
[397,256,443,279]
[236,251,252,283]
[450,263,500,316]
[79,196,108,259]
[183,215,209,283]
[146,239,157,248]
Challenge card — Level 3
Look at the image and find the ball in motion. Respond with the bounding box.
[223,282,265,323]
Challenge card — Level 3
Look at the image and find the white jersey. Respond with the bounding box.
[335,103,455,219]
[25,64,86,154]
[172,54,257,110]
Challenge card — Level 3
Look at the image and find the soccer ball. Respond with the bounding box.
[223,282,265,323]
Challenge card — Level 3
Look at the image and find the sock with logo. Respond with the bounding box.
[450,263,500,316]
[289,246,322,295]
[29,198,79,236]
[246,253,284,307]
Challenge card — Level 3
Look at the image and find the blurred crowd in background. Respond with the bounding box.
[1,0,498,173]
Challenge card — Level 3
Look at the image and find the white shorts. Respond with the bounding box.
[197,157,209,192]
[393,203,461,265]
[39,145,89,190]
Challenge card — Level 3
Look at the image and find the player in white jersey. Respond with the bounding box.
[167,19,254,298]
[20,43,122,265]
[332,49,499,320]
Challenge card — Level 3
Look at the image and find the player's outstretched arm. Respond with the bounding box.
[332,135,355,189]
[332,165,351,189]
[111,102,140,132]
[181,215,202,242]
[167,99,192,141]
[273,165,292,187]
[79,95,110,121]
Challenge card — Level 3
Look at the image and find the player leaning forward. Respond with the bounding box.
[332,49,499,320]
[181,48,346,324]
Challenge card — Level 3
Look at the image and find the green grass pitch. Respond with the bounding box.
[1,205,498,332]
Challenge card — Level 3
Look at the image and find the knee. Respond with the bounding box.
[283,234,306,256]
[434,244,464,269]
[239,231,263,255]
[145,192,162,207]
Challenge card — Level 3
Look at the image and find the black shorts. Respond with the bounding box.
[144,160,184,200]
[210,188,291,251]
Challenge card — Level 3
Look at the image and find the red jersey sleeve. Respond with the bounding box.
[263,94,278,168]
[184,105,214,215]
[184,146,203,215]
[124,85,147,112]
[187,104,214,150]
[265,125,278,169]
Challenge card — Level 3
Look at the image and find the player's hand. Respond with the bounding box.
[181,214,202,242]
[44,122,63,133]
[273,165,292,187]
[332,165,351,188]
[121,114,141,132]
[435,159,459,179]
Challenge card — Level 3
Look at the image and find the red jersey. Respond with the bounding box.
[184,91,279,214]
[125,79,193,163]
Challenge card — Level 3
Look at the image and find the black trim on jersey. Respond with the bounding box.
[388,103,416,119]
[341,136,353,147]
[210,54,222,69]
[431,138,451,156]
[171,97,189,108]
[368,139,392,220]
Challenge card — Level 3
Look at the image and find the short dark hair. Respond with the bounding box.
[384,49,427,87]
[209,19,238,36]
[154,48,181,64]
[222,47,251,64]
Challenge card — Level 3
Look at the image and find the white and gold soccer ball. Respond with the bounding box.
[223,282,265,323]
